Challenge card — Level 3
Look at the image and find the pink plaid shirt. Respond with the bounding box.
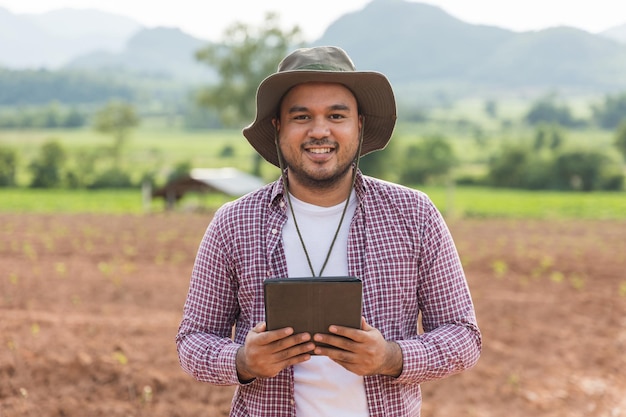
[176,171,481,417]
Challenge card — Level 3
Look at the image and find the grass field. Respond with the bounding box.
[2,185,625,219]
[1,118,620,185]
[1,118,624,219]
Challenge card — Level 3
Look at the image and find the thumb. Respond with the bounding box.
[253,322,267,332]
[360,316,374,331]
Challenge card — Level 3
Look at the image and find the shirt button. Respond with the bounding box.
[272,229,278,234]
[279,201,285,208]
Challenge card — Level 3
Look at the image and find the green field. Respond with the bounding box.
[2,186,624,219]
[1,112,625,219]
[1,115,620,186]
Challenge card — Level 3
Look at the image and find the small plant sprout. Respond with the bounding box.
[97,262,112,276]
[550,271,565,283]
[22,243,37,261]
[55,262,67,277]
[569,274,586,290]
[71,295,81,306]
[142,385,153,403]
[112,350,128,365]
[491,260,508,278]
[7,339,17,351]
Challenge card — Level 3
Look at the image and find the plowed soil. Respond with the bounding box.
[1,213,625,417]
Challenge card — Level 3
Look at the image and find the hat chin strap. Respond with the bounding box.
[273,116,365,277]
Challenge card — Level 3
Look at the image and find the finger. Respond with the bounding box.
[327,324,364,342]
[313,333,356,353]
[254,326,295,346]
[314,342,357,362]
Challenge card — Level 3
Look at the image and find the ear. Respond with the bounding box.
[272,117,280,131]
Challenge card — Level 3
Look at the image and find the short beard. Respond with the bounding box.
[287,158,355,191]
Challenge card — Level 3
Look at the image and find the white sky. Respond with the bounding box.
[1,0,625,41]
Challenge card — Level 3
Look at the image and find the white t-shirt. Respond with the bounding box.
[283,192,369,417]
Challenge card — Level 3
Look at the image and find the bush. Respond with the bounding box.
[550,150,621,191]
[487,144,531,188]
[0,146,18,186]
[28,140,66,188]
[488,142,624,191]
[359,139,396,180]
[593,92,626,129]
[399,136,456,185]
[525,96,582,128]
[89,168,134,189]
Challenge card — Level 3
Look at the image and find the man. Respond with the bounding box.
[176,46,481,416]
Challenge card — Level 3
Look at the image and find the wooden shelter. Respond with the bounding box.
[151,167,266,210]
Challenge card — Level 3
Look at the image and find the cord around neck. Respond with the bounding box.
[274,116,365,277]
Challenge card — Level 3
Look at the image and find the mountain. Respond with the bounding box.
[2,0,626,100]
[313,0,626,93]
[0,7,142,68]
[468,27,626,89]
[66,27,212,82]
[316,0,515,82]
[601,24,626,43]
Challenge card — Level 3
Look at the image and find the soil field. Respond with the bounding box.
[1,213,625,417]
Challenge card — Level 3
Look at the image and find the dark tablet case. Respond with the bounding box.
[264,276,362,335]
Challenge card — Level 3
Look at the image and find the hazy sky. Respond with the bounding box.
[2,0,625,41]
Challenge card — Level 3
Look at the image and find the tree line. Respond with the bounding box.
[1,120,624,192]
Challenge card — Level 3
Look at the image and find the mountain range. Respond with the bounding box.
[2,0,626,95]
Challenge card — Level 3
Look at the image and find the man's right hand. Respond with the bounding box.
[236,322,314,382]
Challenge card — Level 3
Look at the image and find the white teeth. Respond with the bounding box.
[309,148,332,154]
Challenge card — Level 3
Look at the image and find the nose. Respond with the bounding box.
[308,117,330,139]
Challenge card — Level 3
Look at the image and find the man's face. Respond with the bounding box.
[275,82,361,191]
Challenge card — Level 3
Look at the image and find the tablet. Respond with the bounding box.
[263,276,362,336]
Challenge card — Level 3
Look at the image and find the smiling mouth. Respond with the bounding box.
[308,147,333,154]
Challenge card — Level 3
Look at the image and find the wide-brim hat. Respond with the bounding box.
[242,46,397,167]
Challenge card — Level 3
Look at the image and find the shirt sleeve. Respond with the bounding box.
[394,200,482,385]
[175,210,243,386]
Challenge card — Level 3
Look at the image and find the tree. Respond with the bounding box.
[194,12,303,175]
[533,123,564,151]
[484,99,498,118]
[400,136,456,185]
[487,144,532,189]
[358,139,396,180]
[93,100,140,168]
[525,94,579,127]
[592,92,626,129]
[0,146,18,186]
[28,140,66,188]
[615,119,626,162]
[551,150,609,191]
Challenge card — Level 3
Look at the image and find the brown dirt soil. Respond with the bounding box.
[1,213,625,417]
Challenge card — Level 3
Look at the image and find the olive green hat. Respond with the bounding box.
[242,46,397,167]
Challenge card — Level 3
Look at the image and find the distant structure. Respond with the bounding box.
[151,167,266,210]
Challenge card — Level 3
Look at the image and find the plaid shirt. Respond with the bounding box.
[176,171,481,417]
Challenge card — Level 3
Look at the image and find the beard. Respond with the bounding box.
[286,157,355,191]
[284,143,358,191]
